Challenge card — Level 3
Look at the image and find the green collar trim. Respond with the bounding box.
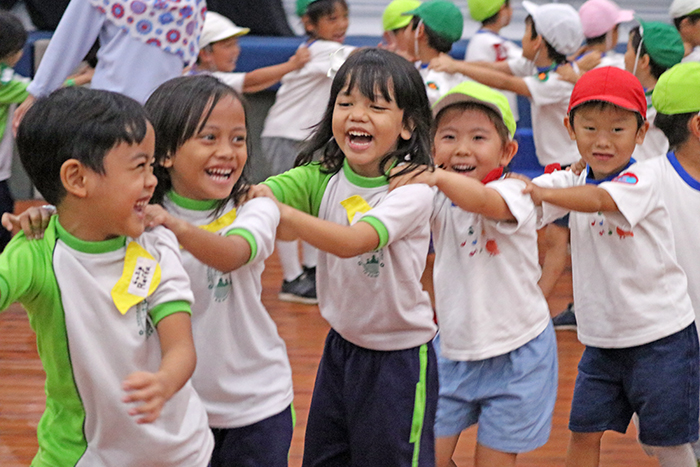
[56,219,126,253]
[167,190,218,211]
[342,159,389,188]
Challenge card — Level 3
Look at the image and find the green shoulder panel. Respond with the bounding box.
[262,163,334,217]
[0,217,88,466]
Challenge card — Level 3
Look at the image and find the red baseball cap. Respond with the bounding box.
[568,66,647,118]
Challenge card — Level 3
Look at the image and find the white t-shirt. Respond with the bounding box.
[261,40,354,141]
[533,165,695,348]
[265,161,437,350]
[645,153,700,334]
[419,65,472,107]
[683,46,700,63]
[597,51,625,69]
[0,219,213,466]
[633,95,669,161]
[162,194,294,429]
[465,30,522,121]
[212,71,246,93]
[431,179,551,361]
[508,57,579,166]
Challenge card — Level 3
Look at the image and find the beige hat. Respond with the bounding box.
[200,12,249,49]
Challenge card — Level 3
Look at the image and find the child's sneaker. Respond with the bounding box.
[279,267,317,305]
[552,303,577,331]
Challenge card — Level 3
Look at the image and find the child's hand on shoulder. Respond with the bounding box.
[428,53,458,74]
[521,180,546,206]
[290,45,311,70]
[244,184,276,202]
[568,158,586,176]
[122,371,170,424]
[145,204,187,236]
[1,205,55,239]
[389,165,437,191]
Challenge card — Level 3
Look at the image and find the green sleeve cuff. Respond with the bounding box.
[149,300,191,326]
[358,216,389,250]
[225,228,257,263]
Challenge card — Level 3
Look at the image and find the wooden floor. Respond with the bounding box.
[0,201,657,466]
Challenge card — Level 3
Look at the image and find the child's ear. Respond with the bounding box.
[564,115,576,141]
[400,118,415,141]
[301,15,314,36]
[635,120,649,145]
[60,159,89,198]
[500,139,519,167]
[161,154,174,168]
[689,113,700,139]
[638,54,651,73]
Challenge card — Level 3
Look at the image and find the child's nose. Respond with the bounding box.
[350,106,368,121]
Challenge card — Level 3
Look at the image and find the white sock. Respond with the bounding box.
[302,242,317,269]
[641,443,696,467]
[277,240,303,281]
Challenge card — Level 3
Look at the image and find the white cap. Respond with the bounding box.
[523,1,584,56]
[200,12,249,48]
[670,0,700,18]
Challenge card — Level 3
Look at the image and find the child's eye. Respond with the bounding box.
[440,134,455,141]
[199,133,216,142]
[337,101,351,108]
[371,105,387,111]
[232,135,246,144]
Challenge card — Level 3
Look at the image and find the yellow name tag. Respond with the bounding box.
[198,208,237,233]
[111,242,162,314]
[340,195,372,224]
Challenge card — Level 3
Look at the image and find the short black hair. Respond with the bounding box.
[628,27,668,80]
[305,0,348,36]
[481,0,510,26]
[654,111,695,150]
[410,16,454,53]
[568,100,645,130]
[674,13,700,30]
[297,48,433,177]
[16,87,149,206]
[525,15,567,65]
[145,75,250,213]
[0,11,27,62]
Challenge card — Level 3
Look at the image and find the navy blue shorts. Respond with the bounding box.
[210,404,293,467]
[302,329,438,467]
[569,324,700,446]
[552,213,570,228]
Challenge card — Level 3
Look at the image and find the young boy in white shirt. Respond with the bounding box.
[576,0,633,70]
[0,87,214,466]
[524,66,699,467]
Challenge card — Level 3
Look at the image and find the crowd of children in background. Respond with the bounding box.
[1,0,700,465]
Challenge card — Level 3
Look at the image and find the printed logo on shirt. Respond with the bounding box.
[427,81,439,91]
[493,43,508,61]
[207,267,232,302]
[611,172,638,184]
[358,250,384,278]
[589,212,633,239]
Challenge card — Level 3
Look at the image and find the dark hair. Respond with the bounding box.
[568,100,645,130]
[145,75,250,214]
[482,0,510,27]
[296,48,433,177]
[654,111,695,150]
[628,27,668,80]
[410,16,454,53]
[0,11,27,61]
[525,15,567,64]
[305,0,348,37]
[674,13,700,30]
[434,102,511,147]
[16,87,148,206]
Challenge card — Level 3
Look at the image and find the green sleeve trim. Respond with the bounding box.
[358,215,389,250]
[149,300,192,326]
[225,228,257,263]
[263,163,333,217]
[0,79,30,104]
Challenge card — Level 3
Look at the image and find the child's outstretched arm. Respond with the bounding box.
[241,45,311,93]
[122,312,195,424]
[429,53,530,97]
[145,205,251,273]
[523,181,619,212]
[390,167,516,221]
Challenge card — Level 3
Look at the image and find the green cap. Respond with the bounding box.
[405,1,464,43]
[652,62,700,114]
[296,0,320,17]
[383,0,422,31]
[638,19,685,69]
[467,0,505,22]
[433,81,516,138]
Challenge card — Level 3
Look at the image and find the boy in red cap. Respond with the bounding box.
[524,66,699,467]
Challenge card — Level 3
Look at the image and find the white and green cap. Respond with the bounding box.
[433,81,517,138]
[383,0,422,31]
[652,62,700,114]
[467,0,506,22]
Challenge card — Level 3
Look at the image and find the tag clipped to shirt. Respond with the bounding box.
[340,195,372,224]
[111,242,162,315]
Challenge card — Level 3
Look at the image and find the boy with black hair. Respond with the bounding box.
[403,0,469,106]
[0,10,29,252]
[524,66,699,467]
[670,0,700,62]
[0,86,214,466]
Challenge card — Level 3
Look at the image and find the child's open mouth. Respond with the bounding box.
[347,130,373,150]
[134,198,149,218]
[451,164,476,174]
[206,168,234,182]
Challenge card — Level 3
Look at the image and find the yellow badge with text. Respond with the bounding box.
[199,208,237,233]
[111,242,162,314]
[340,195,372,224]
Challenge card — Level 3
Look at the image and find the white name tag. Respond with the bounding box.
[127,257,157,298]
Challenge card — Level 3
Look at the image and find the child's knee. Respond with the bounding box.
[641,443,696,467]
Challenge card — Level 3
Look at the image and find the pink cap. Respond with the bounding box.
[579,0,634,39]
